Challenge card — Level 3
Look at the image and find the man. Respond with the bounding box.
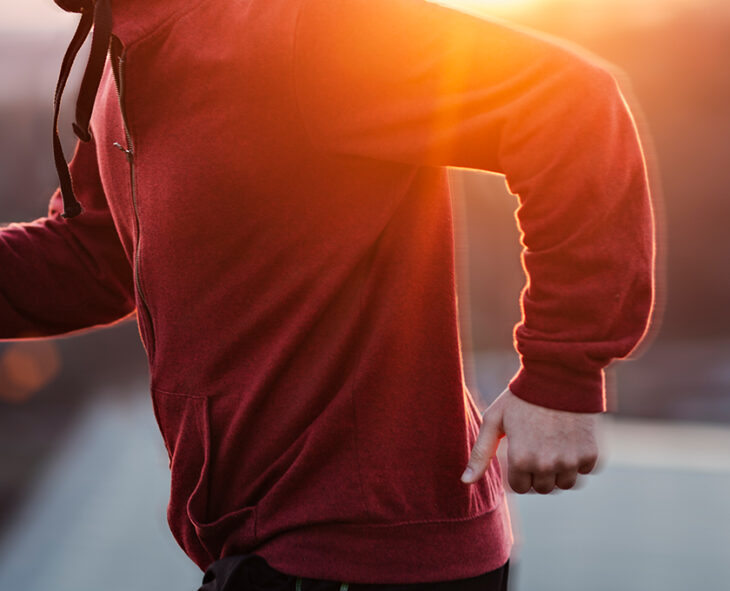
[2,0,654,589]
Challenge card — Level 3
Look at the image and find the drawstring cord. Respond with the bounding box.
[52,0,113,218]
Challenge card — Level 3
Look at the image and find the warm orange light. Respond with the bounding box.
[0,342,61,403]
[432,0,715,19]
[443,0,535,6]
[430,0,543,16]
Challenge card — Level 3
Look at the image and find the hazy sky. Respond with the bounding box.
[3,1,76,31]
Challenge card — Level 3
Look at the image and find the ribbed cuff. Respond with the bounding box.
[508,358,606,413]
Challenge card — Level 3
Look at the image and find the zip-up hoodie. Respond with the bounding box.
[1,0,654,582]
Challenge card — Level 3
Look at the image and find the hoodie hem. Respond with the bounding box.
[252,494,513,584]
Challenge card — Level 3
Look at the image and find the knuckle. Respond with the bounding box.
[581,447,599,461]
[555,456,578,472]
[583,443,599,459]
[513,461,531,474]
[535,460,555,474]
[510,453,534,473]
[536,452,573,474]
[534,454,563,474]
[553,461,571,473]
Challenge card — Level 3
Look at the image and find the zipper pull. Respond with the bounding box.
[113,141,133,162]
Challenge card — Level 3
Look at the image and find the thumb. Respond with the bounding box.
[461,405,504,484]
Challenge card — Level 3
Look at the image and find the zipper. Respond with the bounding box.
[111,37,156,358]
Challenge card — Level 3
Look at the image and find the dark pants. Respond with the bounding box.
[197,554,509,591]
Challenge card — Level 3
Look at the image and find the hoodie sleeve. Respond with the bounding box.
[0,135,135,340]
[293,0,655,412]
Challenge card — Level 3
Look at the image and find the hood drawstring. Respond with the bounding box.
[52,0,113,218]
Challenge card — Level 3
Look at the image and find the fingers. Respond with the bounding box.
[531,471,558,494]
[528,470,578,494]
[509,463,571,494]
[461,408,504,484]
[462,388,601,493]
[555,471,578,490]
[507,454,564,494]
[493,389,601,494]
[507,453,598,494]
[578,455,598,475]
[507,462,532,494]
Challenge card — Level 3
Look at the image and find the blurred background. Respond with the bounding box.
[1,1,728,590]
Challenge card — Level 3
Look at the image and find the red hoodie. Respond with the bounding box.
[1,0,654,582]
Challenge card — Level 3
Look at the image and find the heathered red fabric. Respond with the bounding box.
[1,0,654,582]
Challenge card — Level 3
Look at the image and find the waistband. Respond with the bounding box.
[197,553,510,591]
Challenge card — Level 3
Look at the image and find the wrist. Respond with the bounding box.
[507,358,606,413]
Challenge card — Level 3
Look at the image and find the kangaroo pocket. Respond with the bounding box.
[151,389,257,571]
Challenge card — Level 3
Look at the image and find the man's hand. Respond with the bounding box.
[461,388,600,494]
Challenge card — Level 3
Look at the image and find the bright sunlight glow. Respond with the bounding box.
[431,0,547,15]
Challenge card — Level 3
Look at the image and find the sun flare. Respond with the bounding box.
[431,0,545,15]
